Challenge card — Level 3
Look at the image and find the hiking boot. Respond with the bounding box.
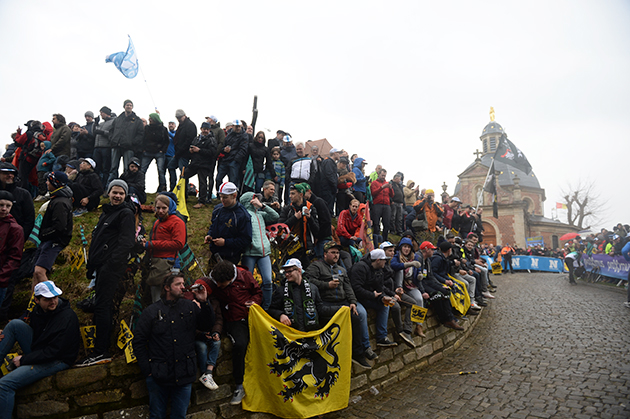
[364,347,378,360]
[444,320,464,330]
[73,207,88,217]
[75,353,112,367]
[200,372,219,390]
[376,338,397,347]
[352,354,372,369]
[398,332,416,348]
[230,387,245,405]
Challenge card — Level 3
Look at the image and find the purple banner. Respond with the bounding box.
[582,254,630,281]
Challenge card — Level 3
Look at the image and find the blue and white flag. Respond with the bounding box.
[105,36,139,79]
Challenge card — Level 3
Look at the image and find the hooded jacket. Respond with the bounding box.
[0,165,35,237]
[239,192,279,257]
[208,266,262,322]
[0,214,24,287]
[142,122,170,154]
[336,207,362,239]
[36,141,56,172]
[248,140,274,175]
[351,158,367,193]
[403,180,418,207]
[220,130,249,164]
[146,198,186,259]
[349,253,395,303]
[20,298,80,366]
[207,200,252,262]
[173,117,198,160]
[110,111,145,150]
[39,186,73,246]
[390,237,422,289]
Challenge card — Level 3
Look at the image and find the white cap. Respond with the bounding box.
[81,158,96,169]
[218,182,238,195]
[283,135,292,143]
[34,281,63,298]
[451,197,461,203]
[282,258,303,270]
[379,241,395,249]
[330,148,341,154]
[233,119,241,126]
[370,249,391,260]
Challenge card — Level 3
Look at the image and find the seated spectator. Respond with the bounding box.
[413,189,443,244]
[305,242,377,368]
[269,148,285,205]
[207,260,262,405]
[278,184,319,267]
[260,180,281,214]
[337,199,363,248]
[191,282,223,391]
[120,157,146,204]
[0,281,80,416]
[390,238,426,337]
[239,191,279,309]
[0,191,24,305]
[204,182,252,264]
[69,158,103,216]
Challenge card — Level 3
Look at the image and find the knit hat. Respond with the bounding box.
[108,179,129,195]
[175,109,186,118]
[47,171,69,189]
[218,182,238,195]
[149,112,163,125]
[294,183,310,194]
[100,106,112,115]
[85,111,94,118]
[0,190,16,202]
[129,158,141,168]
[123,99,133,107]
[201,122,212,130]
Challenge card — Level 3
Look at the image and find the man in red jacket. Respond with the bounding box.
[0,191,24,305]
[337,198,363,248]
[207,260,262,406]
[370,169,394,243]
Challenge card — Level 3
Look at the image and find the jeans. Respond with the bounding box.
[167,157,189,189]
[371,203,391,241]
[321,301,369,355]
[215,160,241,191]
[241,255,273,309]
[93,147,111,189]
[145,376,192,419]
[195,339,221,371]
[340,236,361,248]
[185,165,214,204]
[390,202,403,234]
[226,320,249,385]
[474,264,489,292]
[359,299,390,341]
[502,255,514,273]
[454,272,476,301]
[164,155,177,191]
[141,153,166,190]
[108,148,134,184]
[0,319,70,419]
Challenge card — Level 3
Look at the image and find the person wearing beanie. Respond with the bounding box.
[169,109,197,180]
[93,106,116,189]
[107,99,144,185]
[0,190,24,306]
[119,158,146,204]
[140,112,169,193]
[185,121,218,208]
[0,162,35,237]
[32,172,73,288]
[78,178,135,367]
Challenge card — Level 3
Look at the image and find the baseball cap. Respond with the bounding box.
[81,158,96,169]
[451,197,461,203]
[218,182,238,195]
[379,241,395,249]
[419,241,437,250]
[330,148,341,154]
[283,135,292,143]
[232,119,241,126]
[201,122,212,130]
[323,242,343,252]
[438,241,452,251]
[282,258,303,270]
[34,281,63,298]
[370,249,391,260]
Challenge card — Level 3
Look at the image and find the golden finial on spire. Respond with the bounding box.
[489,107,495,122]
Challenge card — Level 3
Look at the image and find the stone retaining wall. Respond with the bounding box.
[14,310,481,419]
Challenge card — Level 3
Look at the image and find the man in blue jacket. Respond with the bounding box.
[0,281,80,419]
[205,182,252,264]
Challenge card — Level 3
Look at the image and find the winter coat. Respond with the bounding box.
[133,297,214,385]
[110,111,145,150]
[240,192,279,257]
[319,157,338,189]
[146,198,186,259]
[14,128,44,165]
[336,208,362,239]
[430,250,452,285]
[76,121,96,157]
[415,198,444,232]
[37,142,56,172]
[249,140,274,175]
[220,131,249,164]
[390,237,422,289]
[94,115,116,148]
[349,253,395,303]
[208,267,262,322]
[50,123,72,157]
[370,178,394,205]
[173,117,198,160]
[352,158,367,193]
[86,200,135,277]
[0,171,35,238]
[280,144,297,167]
[0,214,24,287]
[39,185,73,246]
[279,199,319,251]
[403,180,418,207]
[207,202,252,262]
[20,298,80,367]
[72,168,103,201]
[390,180,404,204]
[308,192,331,240]
[120,169,146,204]
[189,132,217,168]
[142,123,170,154]
[210,124,225,150]
[305,260,357,305]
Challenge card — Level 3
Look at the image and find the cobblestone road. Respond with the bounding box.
[329,273,630,419]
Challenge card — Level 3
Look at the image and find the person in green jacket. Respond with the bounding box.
[239,191,279,309]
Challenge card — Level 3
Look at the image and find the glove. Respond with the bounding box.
[404,261,422,269]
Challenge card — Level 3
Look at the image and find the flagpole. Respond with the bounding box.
[128,34,158,112]
[478,158,494,207]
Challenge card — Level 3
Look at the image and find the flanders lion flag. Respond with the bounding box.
[243,305,352,418]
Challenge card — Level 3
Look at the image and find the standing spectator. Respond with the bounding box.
[215,120,249,190]
[319,148,340,216]
[249,131,274,192]
[0,281,80,418]
[13,120,45,190]
[336,160,356,216]
[403,180,420,215]
[278,184,320,267]
[133,274,214,419]
[49,114,72,160]
[185,122,217,209]
[69,158,103,216]
[76,111,96,159]
[390,173,405,236]
[370,168,394,243]
[78,180,135,366]
[120,158,146,204]
[0,191,24,304]
[142,195,186,302]
[302,183,332,258]
[34,141,55,200]
[270,148,285,205]
[501,243,515,274]
[207,116,225,152]
[0,163,35,238]
[108,100,144,184]
[239,192,278,309]
[141,113,169,193]
[32,172,73,287]
[165,121,177,191]
[208,260,262,405]
[351,157,368,203]
[204,182,252,264]
[170,109,197,177]
[413,189,444,244]
[442,197,461,232]
[93,106,115,189]
[267,130,285,150]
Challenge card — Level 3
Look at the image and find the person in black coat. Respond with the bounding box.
[69,158,103,212]
[215,121,250,190]
[133,274,214,418]
[249,131,274,192]
[185,122,218,208]
[141,113,170,193]
[171,109,197,173]
[0,281,80,416]
[302,184,332,259]
[0,162,35,238]
[120,158,146,204]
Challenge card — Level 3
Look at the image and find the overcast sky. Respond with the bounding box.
[1,0,628,231]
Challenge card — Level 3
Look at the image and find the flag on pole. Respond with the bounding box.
[493,134,532,175]
[556,202,567,210]
[243,305,352,418]
[27,214,42,246]
[358,203,374,252]
[243,156,255,191]
[482,162,499,218]
[173,177,190,220]
[105,35,139,79]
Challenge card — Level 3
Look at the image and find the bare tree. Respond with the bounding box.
[560,180,606,229]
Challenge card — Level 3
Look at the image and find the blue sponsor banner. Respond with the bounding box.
[582,254,630,281]
[526,236,544,247]
[481,255,564,273]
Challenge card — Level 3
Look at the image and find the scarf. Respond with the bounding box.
[283,278,318,330]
